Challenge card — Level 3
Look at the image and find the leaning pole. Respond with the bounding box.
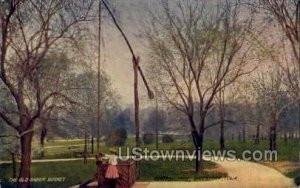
[101,0,154,177]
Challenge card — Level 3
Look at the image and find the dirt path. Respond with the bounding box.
[143,159,296,188]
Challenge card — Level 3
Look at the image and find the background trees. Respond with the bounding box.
[252,67,288,150]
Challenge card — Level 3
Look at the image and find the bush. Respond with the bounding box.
[162,135,174,143]
[106,128,128,146]
[143,133,155,145]
[295,176,300,186]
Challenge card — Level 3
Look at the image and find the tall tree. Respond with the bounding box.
[0,1,94,187]
[247,0,300,140]
[66,71,120,154]
[146,0,254,172]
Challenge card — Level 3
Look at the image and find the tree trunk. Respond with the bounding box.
[284,133,288,142]
[255,124,260,145]
[11,152,17,178]
[242,124,246,143]
[189,112,205,173]
[18,130,34,188]
[191,130,203,173]
[298,102,300,141]
[39,113,51,159]
[273,127,277,150]
[91,135,94,154]
[220,121,225,150]
[269,127,273,150]
[269,126,277,151]
[40,126,47,159]
[84,131,87,164]
[196,132,204,173]
[219,85,225,150]
[289,131,293,141]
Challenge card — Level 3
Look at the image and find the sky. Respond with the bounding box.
[98,0,154,105]
[96,0,284,106]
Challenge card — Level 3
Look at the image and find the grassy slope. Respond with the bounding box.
[0,160,225,187]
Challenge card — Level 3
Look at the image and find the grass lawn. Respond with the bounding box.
[0,160,96,188]
[43,139,85,146]
[0,159,225,187]
[41,138,300,161]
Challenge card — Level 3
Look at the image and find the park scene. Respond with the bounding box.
[0,0,300,187]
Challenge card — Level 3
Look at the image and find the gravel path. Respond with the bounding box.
[143,159,296,188]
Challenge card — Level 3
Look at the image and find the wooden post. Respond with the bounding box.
[155,92,159,149]
[133,57,140,179]
[97,0,102,153]
[134,57,140,148]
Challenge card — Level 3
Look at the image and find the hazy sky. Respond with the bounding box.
[97,0,280,106]
[99,0,153,105]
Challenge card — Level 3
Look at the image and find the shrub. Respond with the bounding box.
[106,128,128,146]
[143,133,155,145]
[162,134,174,143]
[295,176,300,186]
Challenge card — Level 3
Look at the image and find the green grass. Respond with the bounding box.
[0,159,225,187]
[286,168,300,178]
[40,138,300,162]
[43,139,85,146]
[0,160,96,188]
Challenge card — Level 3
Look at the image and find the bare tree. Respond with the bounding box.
[0,0,94,187]
[246,0,300,140]
[252,66,293,150]
[146,0,254,172]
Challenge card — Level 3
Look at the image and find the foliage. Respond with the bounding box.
[105,128,128,147]
[162,134,174,143]
[112,108,134,134]
[143,133,155,145]
[294,176,300,186]
[286,168,300,179]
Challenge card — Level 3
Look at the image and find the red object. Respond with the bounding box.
[105,165,119,179]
